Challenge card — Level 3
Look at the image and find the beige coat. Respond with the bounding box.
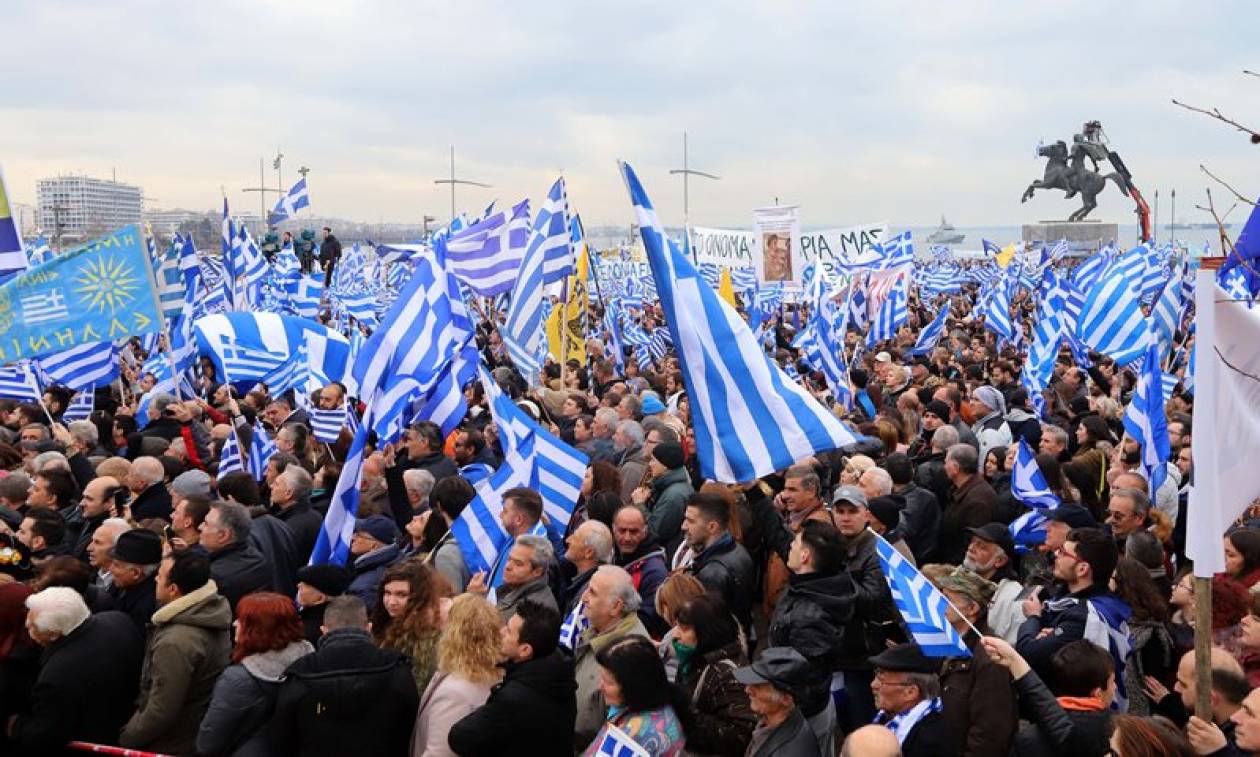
[411,671,494,757]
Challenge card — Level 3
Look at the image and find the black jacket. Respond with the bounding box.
[1016,584,1122,680]
[108,575,158,633]
[272,627,418,757]
[299,603,328,647]
[688,532,756,631]
[130,483,173,521]
[746,707,821,757]
[273,495,322,564]
[894,483,940,563]
[769,569,856,716]
[207,541,275,614]
[838,529,903,670]
[447,651,577,757]
[318,234,342,267]
[71,510,108,562]
[67,451,96,493]
[7,611,144,756]
[1010,668,1111,757]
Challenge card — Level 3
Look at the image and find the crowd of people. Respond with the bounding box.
[0,272,1255,757]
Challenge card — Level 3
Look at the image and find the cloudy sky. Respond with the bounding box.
[4,1,1256,230]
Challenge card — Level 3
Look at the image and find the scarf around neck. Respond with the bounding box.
[875,697,942,744]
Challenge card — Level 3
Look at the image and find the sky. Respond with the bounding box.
[3,1,1257,231]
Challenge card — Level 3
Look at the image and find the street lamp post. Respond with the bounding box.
[433,146,491,222]
[668,131,720,259]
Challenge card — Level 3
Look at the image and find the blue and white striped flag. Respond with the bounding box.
[906,302,951,357]
[874,532,970,657]
[460,462,494,487]
[1011,438,1060,509]
[247,420,278,482]
[309,403,347,444]
[1076,267,1150,367]
[983,282,1014,342]
[619,161,858,483]
[60,391,94,423]
[592,724,649,757]
[38,341,119,391]
[0,362,42,402]
[558,600,591,652]
[218,425,246,476]
[268,177,311,225]
[1122,341,1171,494]
[503,177,569,385]
[866,275,908,347]
[443,199,532,296]
[309,416,368,566]
[1150,268,1183,363]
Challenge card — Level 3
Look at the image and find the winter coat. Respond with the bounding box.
[838,528,903,670]
[273,495,322,563]
[939,629,1018,757]
[196,640,314,757]
[617,445,649,504]
[573,612,651,748]
[676,640,756,756]
[1010,668,1111,757]
[894,483,941,563]
[447,651,577,757]
[248,512,298,598]
[646,466,694,549]
[745,708,821,757]
[769,569,856,716]
[617,540,669,636]
[688,532,756,632]
[913,451,952,516]
[941,474,997,564]
[108,574,158,634]
[120,580,233,755]
[431,532,471,592]
[495,576,558,624]
[1016,584,1129,680]
[208,540,275,615]
[7,611,143,757]
[130,482,173,521]
[272,626,419,757]
[411,671,494,757]
[298,602,327,647]
[346,543,402,610]
[71,510,107,562]
[1006,408,1042,449]
[972,412,1012,463]
[581,704,686,757]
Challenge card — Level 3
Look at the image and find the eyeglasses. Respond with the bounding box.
[1056,545,1082,562]
[1106,510,1132,521]
[874,672,916,687]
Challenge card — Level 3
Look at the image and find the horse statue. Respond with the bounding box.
[1021,140,1130,221]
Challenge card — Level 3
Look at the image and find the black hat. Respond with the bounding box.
[1069,396,1092,416]
[1044,504,1097,529]
[733,647,812,700]
[296,564,351,597]
[108,529,163,566]
[867,496,904,531]
[869,642,941,674]
[651,441,685,470]
[967,523,1017,562]
[923,400,952,421]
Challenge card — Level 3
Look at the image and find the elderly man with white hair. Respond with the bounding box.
[270,464,322,562]
[127,456,172,521]
[572,564,651,749]
[9,587,144,753]
[50,419,100,490]
[89,516,133,588]
[401,467,434,513]
[969,386,1012,463]
[562,519,614,615]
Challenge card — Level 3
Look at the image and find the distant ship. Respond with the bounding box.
[1177,222,1231,230]
[926,215,965,245]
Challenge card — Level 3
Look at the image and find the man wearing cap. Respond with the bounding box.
[925,565,1019,756]
[107,529,163,632]
[969,386,1013,463]
[869,643,948,756]
[630,440,693,551]
[963,523,1024,643]
[734,647,823,757]
[830,484,903,731]
[296,563,351,646]
[908,399,951,463]
[345,514,402,610]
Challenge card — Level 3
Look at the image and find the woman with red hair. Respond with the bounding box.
[197,592,314,756]
[0,581,37,726]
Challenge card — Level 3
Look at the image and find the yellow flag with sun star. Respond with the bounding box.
[546,246,589,364]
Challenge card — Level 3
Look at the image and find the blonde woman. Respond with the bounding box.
[411,595,504,757]
[840,454,876,486]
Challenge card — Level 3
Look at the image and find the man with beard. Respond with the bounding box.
[611,503,669,636]
[961,523,1023,643]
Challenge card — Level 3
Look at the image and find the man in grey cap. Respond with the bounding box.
[969,386,1012,463]
[733,647,822,757]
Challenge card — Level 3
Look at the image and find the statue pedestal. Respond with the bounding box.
[1022,220,1117,251]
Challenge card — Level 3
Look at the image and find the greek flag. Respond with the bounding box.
[269,177,311,225]
[874,532,970,657]
[1076,266,1150,367]
[906,302,951,357]
[309,403,347,444]
[793,270,852,406]
[232,223,270,298]
[1110,244,1149,300]
[866,274,907,346]
[558,600,591,651]
[874,231,914,269]
[1121,341,1171,494]
[620,161,858,482]
[503,178,569,385]
[60,391,93,423]
[983,281,1014,341]
[309,415,369,566]
[194,312,351,391]
[593,724,649,757]
[38,341,118,391]
[1043,593,1131,710]
[443,199,532,296]
[247,420,277,482]
[460,462,494,487]
[1072,247,1112,293]
[218,425,246,475]
[179,234,201,295]
[1012,438,1060,509]
[1150,269,1183,362]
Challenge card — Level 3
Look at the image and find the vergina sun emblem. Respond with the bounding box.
[74,254,141,315]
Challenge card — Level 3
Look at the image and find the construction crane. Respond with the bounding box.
[1080,120,1152,243]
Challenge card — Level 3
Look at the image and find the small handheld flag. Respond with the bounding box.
[874,532,972,657]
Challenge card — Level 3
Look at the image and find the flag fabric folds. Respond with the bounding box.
[906,302,951,357]
[1076,266,1150,367]
[1122,341,1171,495]
[269,178,311,225]
[619,160,857,483]
[218,425,246,475]
[504,177,569,385]
[873,533,970,657]
[60,391,94,423]
[247,420,277,482]
[38,341,119,391]
[443,200,532,296]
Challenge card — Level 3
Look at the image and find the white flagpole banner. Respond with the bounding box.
[753,205,800,284]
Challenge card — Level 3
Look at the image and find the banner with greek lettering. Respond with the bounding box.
[690,227,757,269]
[591,246,652,298]
[690,222,888,286]
[0,224,163,364]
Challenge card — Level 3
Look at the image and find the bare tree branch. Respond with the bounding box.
[1200,164,1257,206]
[1172,98,1260,143]
[1196,188,1236,258]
